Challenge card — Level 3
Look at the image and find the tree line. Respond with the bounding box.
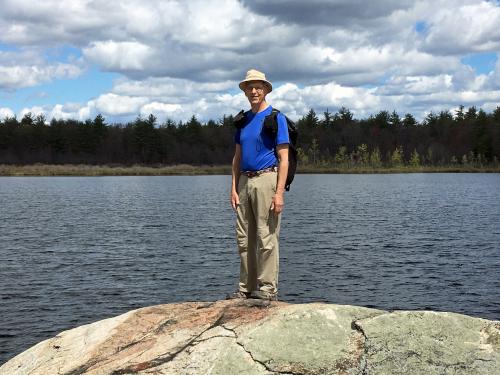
[0,105,499,167]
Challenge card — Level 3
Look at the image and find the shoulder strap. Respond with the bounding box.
[264,108,297,144]
[263,108,279,135]
[233,109,246,129]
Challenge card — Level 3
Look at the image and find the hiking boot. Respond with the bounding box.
[226,291,250,300]
[250,290,278,301]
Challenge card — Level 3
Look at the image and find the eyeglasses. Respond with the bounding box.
[245,85,265,93]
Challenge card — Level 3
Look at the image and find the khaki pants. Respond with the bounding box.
[236,171,281,296]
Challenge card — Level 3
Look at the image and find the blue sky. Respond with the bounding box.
[1,0,500,123]
[461,52,497,75]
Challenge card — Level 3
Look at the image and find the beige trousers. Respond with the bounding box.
[236,171,281,296]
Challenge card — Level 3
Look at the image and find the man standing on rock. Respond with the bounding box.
[228,69,290,301]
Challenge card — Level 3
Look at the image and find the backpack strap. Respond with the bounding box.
[233,110,246,129]
[263,108,280,136]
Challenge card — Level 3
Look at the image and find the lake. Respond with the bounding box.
[1,173,499,364]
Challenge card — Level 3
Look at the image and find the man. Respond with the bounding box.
[229,69,289,301]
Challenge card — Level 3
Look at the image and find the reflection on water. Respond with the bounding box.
[1,173,499,364]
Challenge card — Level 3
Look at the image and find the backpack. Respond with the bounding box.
[234,108,298,191]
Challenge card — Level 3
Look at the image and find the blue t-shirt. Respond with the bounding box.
[234,106,289,171]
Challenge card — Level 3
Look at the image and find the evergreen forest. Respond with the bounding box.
[1,105,499,170]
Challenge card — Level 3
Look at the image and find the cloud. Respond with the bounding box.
[0,62,82,90]
[5,72,500,125]
[0,0,417,85]
[113,77,235,98]
[0,107,15,119]
[19,106,45,119]
[15,103,89,122]
[83,41,154,72]
[240,0,415,26]
[0,0,492,86]
[266,81,382,119]
[92,93,149,116]
[1,0,500,123]
[0,49,83,90]
[378,75,454,96]
[140,102,183,119]
[421,1,500,54]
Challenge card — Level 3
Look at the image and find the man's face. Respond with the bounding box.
[244,81,267,106]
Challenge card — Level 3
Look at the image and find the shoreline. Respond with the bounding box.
[1,163,499,176]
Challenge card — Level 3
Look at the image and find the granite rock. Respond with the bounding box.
[1,300,499,375]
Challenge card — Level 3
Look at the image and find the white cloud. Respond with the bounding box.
[269,82,382,119]
[15,103,90,121]
[113,77,235,98]
[3,77,500,125]
[19,106,45,119]
[379,75,454,96]
[0,49,83,90]
[48,104,77,120]
[0,0,494,86]
[76,105,92,121]
[93,93,149,116]
[140,102,183,120]
[422,1,500,54]
[0,63,82,90]
[1,0,500,122]
[83,41,154,71]
[0,107,15,119]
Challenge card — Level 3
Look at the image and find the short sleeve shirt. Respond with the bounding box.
[234,106,289,172]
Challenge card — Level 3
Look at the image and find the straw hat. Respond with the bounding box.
[239,69,273,93]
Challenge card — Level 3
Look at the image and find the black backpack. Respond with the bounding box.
[234,108,298,191]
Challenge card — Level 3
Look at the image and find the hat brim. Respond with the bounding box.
[239,79,272,93]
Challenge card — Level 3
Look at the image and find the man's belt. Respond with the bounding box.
[241,166,277,178]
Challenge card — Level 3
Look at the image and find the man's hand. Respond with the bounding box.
[231,190,240,211]
[270,192,284,215]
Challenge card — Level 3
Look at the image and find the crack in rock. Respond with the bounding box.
[107,302,273,374]
[222,324,302,375]
[63,316,180,374]
[109,313,226,374]
[351,320,369,375]
[191,330,237,346]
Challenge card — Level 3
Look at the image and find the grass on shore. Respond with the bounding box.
[1,163,499,176]
[297,165,500,174]
[0,164,232,176]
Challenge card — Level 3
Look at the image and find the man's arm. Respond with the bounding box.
[231,144,242,211]
[271,144,289,214]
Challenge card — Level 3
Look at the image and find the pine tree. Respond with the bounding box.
[304,109,319,128]
[338,107,353,123]
[409,149,420,167]
[322,109,332,127]
[391,146,404,167]
[403,113,417,127]
[309,138,319,165]
[369,147,382,167]
[389,111,401,126]
[455,105,465,122]
[465,106,478,121]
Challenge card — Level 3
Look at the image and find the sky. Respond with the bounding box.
[1,0,500,123]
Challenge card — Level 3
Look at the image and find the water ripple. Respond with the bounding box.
[0,174,499,364]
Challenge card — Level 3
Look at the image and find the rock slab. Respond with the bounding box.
[1,300,499,374]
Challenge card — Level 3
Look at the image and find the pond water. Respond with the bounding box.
[1,173,499,364]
